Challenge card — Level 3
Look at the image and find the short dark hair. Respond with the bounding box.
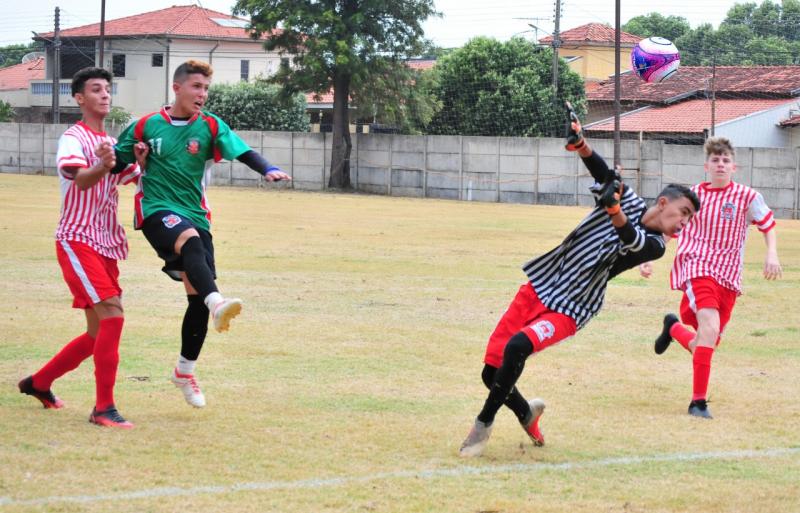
[657,183,700,212]
[71,67,112,96]
[173,60,213,83]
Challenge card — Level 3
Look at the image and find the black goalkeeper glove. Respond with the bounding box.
[564,101,585,152]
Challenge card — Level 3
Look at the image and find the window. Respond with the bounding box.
[240,59,249,81]
[211,17,249,28]
[112,54,126,78]
[152,53,164,67]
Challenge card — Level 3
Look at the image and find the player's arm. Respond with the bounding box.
[564,101,617,183]
[236,150,291,182]
[762,228,782,280]
[72,141,116,190]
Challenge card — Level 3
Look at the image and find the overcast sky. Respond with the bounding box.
[1,0,743,48]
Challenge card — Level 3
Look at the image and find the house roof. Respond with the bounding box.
[588,66,800,104]
[406,59,436,70]
[585,98,797,134]
[539,23,641,46]
[0,57,45,91]
[37,5,267,41]
[779,112,800,127]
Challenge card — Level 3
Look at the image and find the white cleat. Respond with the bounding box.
[211,297,243,333]
[459,419,493,457]
[170,368,206,408]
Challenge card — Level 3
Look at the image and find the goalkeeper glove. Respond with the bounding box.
[564,101,585,152]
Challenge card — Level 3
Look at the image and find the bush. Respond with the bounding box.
[0,100,14,122]
[107,106,131,130]
[205,81,309,132]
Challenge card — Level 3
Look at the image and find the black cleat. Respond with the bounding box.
[18,376,64,409]
[655,314,680,355]
[688,399,713,419]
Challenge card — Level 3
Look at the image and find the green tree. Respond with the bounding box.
[425,37,585,137]
[350,60,440,134]
[0,100,14,122]
[622,13,691,42]
[234,0,438,189]
[107,106,132,130]
[205,81,309,132]
[0,43,43,68]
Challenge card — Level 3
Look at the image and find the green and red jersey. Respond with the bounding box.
[115,106,250,231]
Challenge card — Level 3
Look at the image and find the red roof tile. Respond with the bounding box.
[780,112,800,126]
[585,98,796,133]
[0,57,45,91]
[406,59,436,70]
[589,66,800,103]
[540,23,641,45]
[38,5,269,40]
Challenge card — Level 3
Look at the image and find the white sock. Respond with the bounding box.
[176,356,196,376]
[204,292,223,311]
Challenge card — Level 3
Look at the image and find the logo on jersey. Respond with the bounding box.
[528,320,555,343]
[186,138,201,155]
[162,214,182,229]
[721,202,737,220]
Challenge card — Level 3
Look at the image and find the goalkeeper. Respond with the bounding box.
[459,103,701,457]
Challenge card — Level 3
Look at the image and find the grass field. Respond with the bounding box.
[1,173,799,513]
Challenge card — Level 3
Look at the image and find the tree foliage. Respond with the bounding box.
[205,80,309,132]
[0,100,14,122]
[233,0,438,188]
[676,0,800,64]
[622,13,691,43]
[425,37,585,137]
[0,43,43,68]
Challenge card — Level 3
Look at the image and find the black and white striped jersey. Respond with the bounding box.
[522,153,667,330]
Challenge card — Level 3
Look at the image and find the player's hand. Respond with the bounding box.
[564,101,585,152]
[638,261,653,278]
[264,166,292,182]
[599,177,623,209]
[95,141,116,171]
[133,141,149,170]
[763,254,782,280]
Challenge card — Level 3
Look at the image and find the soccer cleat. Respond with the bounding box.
[171,368,206,408]
[688,399,713,419]
[521,398,546,447]
[211,297,243,333]
[18,376,64,409]
[655,314,680,355]
[89,405,134,429]
[459,419,493,457]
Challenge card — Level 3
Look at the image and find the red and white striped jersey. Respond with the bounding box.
[670,181,775,295]
[55,121,140,260]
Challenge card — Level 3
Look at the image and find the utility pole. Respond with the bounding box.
[99,0,106,68]
[710,51,717,137]
[52,6,61,124]
[551,0,562,106]
[613,0,621,167]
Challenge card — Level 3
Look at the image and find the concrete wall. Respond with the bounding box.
[1,123,798,219]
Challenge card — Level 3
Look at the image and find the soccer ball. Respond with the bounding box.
[630,37,680,83]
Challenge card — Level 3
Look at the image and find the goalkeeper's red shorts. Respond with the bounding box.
[484,282,577,368]
[56,240,121,309]
[679,277,737,341]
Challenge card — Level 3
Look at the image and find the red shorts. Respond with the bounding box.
[679,277,737,339]
[56,240,121,309]
[484,283,577,367]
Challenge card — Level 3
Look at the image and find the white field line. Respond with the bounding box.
[2,447,798,507]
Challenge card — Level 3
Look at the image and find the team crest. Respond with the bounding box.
[529,320,555,343]
[721,202,736,220]
[162,214,182,228]
[186,138,201,155]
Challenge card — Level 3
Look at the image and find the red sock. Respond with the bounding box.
[670,322,695,353]
[692,346,714,401]
[93,317,124,411]
[32,332,95,390]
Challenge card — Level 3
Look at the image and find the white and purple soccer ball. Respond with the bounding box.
[630,37,680,83]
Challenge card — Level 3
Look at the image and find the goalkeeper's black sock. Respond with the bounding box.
[181,294,209,361]
[181,236,218,299]
[477,332,533,425]
[481,364,532,424]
